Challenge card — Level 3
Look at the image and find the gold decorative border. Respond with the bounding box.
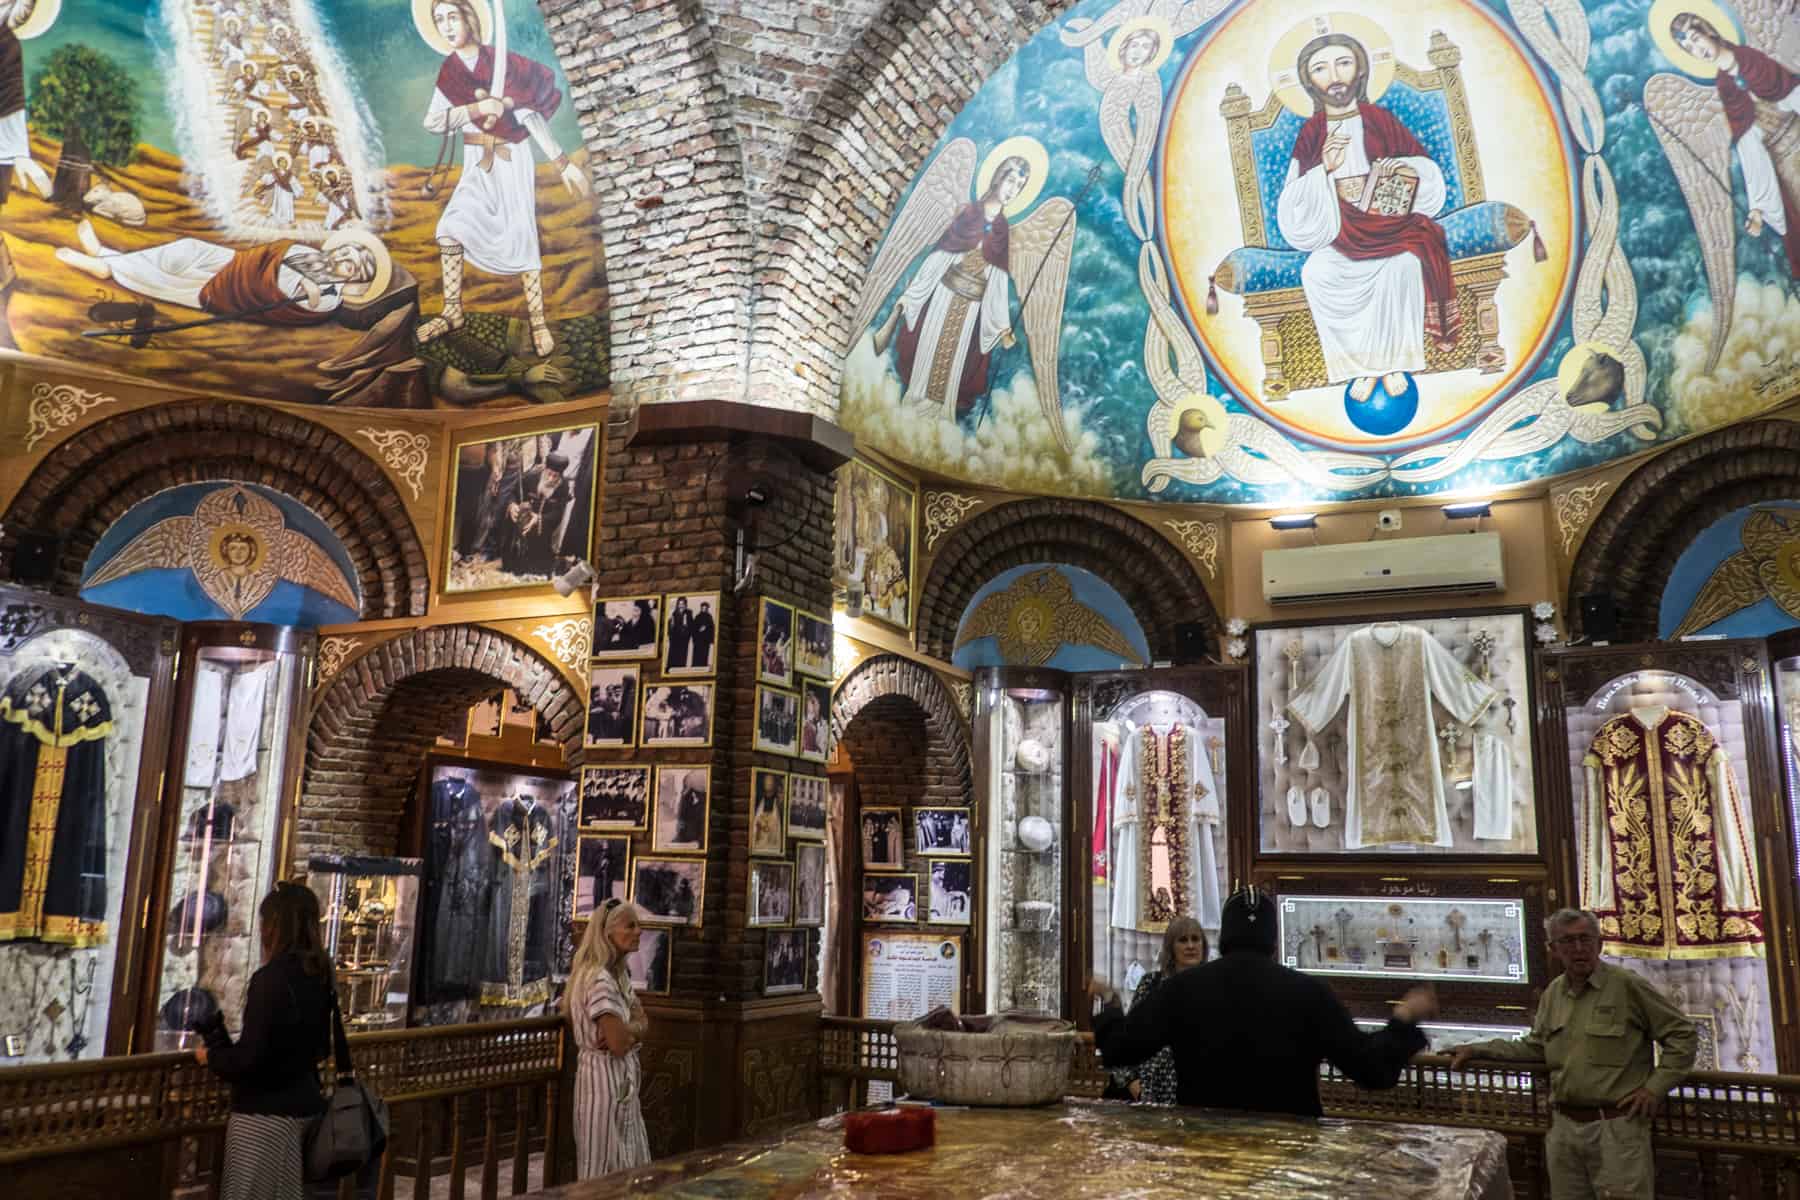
[316,636,363,689]
[531,617,593,670]
[26,384,118,451]
[1163,518,1221,579]
[923,491,982,550]
[1552,480,1612,557]
[356,428,432,500]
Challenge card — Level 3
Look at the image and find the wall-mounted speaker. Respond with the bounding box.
[1173,621,1207,665]
[9,531,61,584]
[1579,591,1618,644]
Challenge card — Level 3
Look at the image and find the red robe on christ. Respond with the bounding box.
[1715,42,1800,279]
[1291,103,1461,348]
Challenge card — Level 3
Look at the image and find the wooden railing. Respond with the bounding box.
[821,1017,1800,1200]
[0,1017,572,1200]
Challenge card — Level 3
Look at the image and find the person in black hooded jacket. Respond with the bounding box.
[1091,886,1435,1118]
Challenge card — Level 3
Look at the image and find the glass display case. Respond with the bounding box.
[1278,895,1528,984]
[1353,1019,1531,1054]
[1772,631,1800,872]
[148,624,312,1050]
[977,668,1068,1016]
[307,855,422,1030]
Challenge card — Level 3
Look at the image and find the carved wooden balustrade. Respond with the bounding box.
[820,1017,1800,1200]
[0,1016,573,1200]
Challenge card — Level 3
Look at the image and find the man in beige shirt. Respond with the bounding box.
[1450,908,1696,1200]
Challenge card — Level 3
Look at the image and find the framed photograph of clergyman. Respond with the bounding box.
[786,775,827,842]
[753,686,800,756]
[446,423,600,595]
[626,927,673,995]
[580,765,649,831]
[652,765,712,854]
[793,843,826,927]
[592,596,663,660]
[757,598,795,687]
[832,457,917,634]
[661,591,721,677]
[764,928,809,995]
[915,807,972,857]
[794,610,832,679]
[747,860,794,928]
[574,836,631,920]
[750,769,788,857]
[862,872,918,924]
[585,664,639,748]
[640,683,715,748]
[631,857,705,927]
[797,679,831,764]
[928,860,974,927]
[860,806,904,870]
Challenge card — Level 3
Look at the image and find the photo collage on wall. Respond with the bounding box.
[859,793,976,932]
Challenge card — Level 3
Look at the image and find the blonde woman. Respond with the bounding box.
[1109,916,1208,1105]
[566,898,651,1176]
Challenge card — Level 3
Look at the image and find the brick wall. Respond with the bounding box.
[1567,420,1800,641]
[0,401,428,618]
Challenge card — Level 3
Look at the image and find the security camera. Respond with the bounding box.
[552,559,597,598]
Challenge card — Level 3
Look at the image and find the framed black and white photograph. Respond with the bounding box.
[764,928,809,995]
[585,665,639,748]
[753,686,799,756]
[747,860,793,928]
[592,596,662,660]
[798,679,831,764]
[580,765,649,831]
[862,872,917,924]
[626,927,672,995]
[757,598,795,687]
[928,860,973,927]
[860,806,904,870]
[652,765,711,853]
[786,774,827,842]
[914,807,971,857]
[446,423,600,595]
[661,591,721,677]
[574,836,630,920]
[794,610,832,679]
[793,843,826,927]
[750,769,787,857]
[631,857,705,927]
[640,683,715,748]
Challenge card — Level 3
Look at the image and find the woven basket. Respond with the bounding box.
[895,1010,1077,1106]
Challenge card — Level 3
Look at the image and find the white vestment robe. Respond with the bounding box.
[220,662,274,782]
[1111,722,1222,932]
[1286,624,1496,849]
[1274,114,1448,383]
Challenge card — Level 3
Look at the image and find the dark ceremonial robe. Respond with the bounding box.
[0,664,112,946]
[1292,103,1461,346]
[195,242,337,326]
[434,45,563,146]
[482,795,558,1008]
[673,785,705,847]
[423,775,489,1002]
[1094,950,1426,1117]
[499,464,572,578]
[896,202,1011,419]
[1716,42,1800,278]
[667,609,693,668]
[691,610,715,668]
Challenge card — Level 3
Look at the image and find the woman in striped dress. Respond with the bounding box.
[566,897,652,1177]
[193,883,334,1200]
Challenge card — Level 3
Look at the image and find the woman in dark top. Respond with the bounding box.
[194,881,334,1200]
[1107,916,1209,1106]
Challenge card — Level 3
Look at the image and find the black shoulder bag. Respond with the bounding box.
[303,985,391,1182]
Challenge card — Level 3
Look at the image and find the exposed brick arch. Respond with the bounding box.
[3,401,428,619]
[1567,420,1800,642]
[297,626,584,869]
[916,500,1215,663]
[830,654,971,800]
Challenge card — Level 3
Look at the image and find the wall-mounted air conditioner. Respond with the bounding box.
[1262,531,1505,606]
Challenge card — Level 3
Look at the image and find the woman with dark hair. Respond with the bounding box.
[194,882,334,1200]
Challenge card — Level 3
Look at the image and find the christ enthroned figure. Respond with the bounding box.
[1275,33,1460,402]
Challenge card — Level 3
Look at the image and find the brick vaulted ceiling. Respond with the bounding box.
[536,0,1080,413]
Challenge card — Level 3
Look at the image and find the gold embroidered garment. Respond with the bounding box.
[1580,707,1763,959]
[1110,724,1222,933]
[1287,624,1496,849]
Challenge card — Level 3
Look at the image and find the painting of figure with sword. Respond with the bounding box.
[845,136,1092,453]
[416,0,591,359]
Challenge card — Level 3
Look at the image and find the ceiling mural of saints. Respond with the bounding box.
[0,0,604,409]
[839,0,1800,504]
[1661,502,1800,640]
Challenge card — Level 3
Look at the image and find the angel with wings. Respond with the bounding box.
[851,136,1081,451]
[1645,0,1800,372]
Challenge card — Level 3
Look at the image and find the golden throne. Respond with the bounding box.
[1208,32,1537,400]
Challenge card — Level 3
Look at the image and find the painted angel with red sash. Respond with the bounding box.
[417,0,591,358]
[1275,30,1458,404]
[1644,0,1800,373]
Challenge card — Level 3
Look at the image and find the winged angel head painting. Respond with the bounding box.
[837,0,1800,505]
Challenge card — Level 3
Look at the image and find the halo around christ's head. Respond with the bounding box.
[1649,0,1740,78]
[14,0,62,41]
[413,0,492,57]
[1268,11,1397,119]
[1107,15,1175,74]
[975,135,1050,218]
